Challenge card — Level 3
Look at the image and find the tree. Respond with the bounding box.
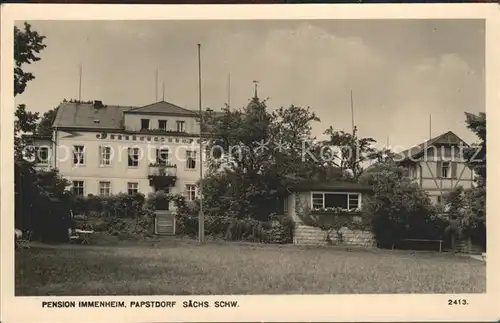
[14,22,70,240]
[441,111,487,251]
[201,97,334,221]
[14,22,47,96]
[14,104,39,159]
[359,161,445,248]
[14,22,46,159]
[36,106,58,136]
[463,112,486,186]
[322,126,378,180]
[442,185,485,251]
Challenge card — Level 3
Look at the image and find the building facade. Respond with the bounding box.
[397,131,475,204]
[29,100,215,201]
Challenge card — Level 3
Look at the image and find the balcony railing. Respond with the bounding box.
[148,163,177,177]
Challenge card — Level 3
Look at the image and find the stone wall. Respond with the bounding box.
[294,224,375,247]
[294,225,327,245]
[329,226,376,247]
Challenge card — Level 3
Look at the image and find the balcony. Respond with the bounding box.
[148,163,177,189]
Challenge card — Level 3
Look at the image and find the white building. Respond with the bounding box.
[28,100,219,201]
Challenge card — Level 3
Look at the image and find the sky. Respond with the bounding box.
[14,19,485,150]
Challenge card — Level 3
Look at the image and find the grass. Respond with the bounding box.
[15,239,485,295]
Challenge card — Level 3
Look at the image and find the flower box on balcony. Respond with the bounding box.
[148,163,177,177]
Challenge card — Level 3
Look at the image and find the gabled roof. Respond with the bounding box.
[396,131,469,161]
[52,102,132,130]
[125,101,197,116]
[52,100,223,130]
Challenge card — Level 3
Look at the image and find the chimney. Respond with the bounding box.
[93,100,103,109]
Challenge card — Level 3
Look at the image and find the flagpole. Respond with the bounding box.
[429,114,432,140]
[350,90,355,135]
[78,64,82,101]
[155,69,159,102]
[197,44,205,244]
[228,73,231,107]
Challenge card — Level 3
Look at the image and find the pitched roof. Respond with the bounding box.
[52,102,132,130]
[396,131,469,161]
[125,101,197,116]
[52,101,223,130]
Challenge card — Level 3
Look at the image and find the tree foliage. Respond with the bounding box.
[201,97,347,221]
[14,22,47,97]
[463,112,486,186]
[442,111,487,250]
[14,22,71,241]
[442,185,485,250]
[359,161,445,247]
[36,106,58,136]
[323,125,378,180]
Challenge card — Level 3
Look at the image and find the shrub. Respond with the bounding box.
[105,210,155,239]
[176,214,293,244]
[70,193,146,218]
[360,162,446,248]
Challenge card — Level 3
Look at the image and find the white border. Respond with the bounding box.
[1,4,499,323]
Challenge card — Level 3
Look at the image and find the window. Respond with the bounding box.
[176,121,185,132]
[186,184,197,201]
[127,182,138,195]
[158,120,167,130]
[441,162,450,178]
[408,165,417,178]
[311,192,361,210]
[99,181,111,196]
[141,118,150,130]
[73,145,85,165]
[99,146,111,166]
[35,146,49,164]
[283,196,288,213]
[186,150,197,169]
[156,149,169,165]
[72,181,84,196]
[437,195,442,204]
[128,148,139,167]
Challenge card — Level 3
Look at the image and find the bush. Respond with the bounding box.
[176,213,293,244]
[104,211,155,239]
[360,162,447,249]
[70,193,146,218]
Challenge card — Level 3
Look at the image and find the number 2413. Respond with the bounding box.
[448,299,468,305]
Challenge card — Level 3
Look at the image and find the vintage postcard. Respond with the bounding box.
[0,3,498,323]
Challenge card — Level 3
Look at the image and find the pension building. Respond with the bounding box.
[28,100,216,201]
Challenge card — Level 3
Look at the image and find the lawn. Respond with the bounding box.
[15,239,485,295]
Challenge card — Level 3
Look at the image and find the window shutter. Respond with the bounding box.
[436,161,442,178]
[451,162,457,179]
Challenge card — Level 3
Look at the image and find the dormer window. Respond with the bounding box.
[93,119,100,124]
[141,118,150,130]
[158,120,167,131]
[176,121,185,132]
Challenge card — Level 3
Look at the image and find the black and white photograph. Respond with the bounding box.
[1,4,497,323]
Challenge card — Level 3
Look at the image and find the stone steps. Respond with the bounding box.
[156,216,176,236]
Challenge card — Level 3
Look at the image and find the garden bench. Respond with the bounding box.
[16,230,32,249]
[392,238,443,252]
[74,229,95,245]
